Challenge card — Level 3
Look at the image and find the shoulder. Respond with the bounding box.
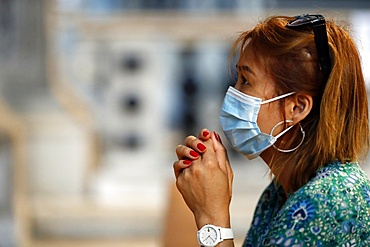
[301,161,370,198]
[265,161,370,246]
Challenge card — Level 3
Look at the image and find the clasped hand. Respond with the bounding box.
[173,129,234,229]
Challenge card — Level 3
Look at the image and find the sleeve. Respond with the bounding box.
[243,182,284,247]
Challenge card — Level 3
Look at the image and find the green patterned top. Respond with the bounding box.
[243,161,370,246]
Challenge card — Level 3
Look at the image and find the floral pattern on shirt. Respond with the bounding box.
[243,161,370,247]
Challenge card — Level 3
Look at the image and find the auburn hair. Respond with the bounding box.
[230,15,370,192]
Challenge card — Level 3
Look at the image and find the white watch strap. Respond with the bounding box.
[219,227,234,240]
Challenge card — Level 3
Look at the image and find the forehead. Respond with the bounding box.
[238,44,269,78]
[237,44,277,98]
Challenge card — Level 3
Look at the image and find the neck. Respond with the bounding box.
[260,149,294,197]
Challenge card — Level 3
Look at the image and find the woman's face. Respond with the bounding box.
[234,45,285,138]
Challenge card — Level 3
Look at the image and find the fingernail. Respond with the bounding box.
[190,150,200,158]
[183,160,192,165]
[197,143,206,152]
[217,134,222,144]
[214,131,221,142]
[203,131,210,138]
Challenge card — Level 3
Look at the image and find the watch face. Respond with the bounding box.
[199,226,218,246]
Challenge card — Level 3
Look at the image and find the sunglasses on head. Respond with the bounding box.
[286,14,332,81]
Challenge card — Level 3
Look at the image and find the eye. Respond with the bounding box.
[241,75,250,85]
[235,71,251,87]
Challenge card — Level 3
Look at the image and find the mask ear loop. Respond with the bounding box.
[270,120,305,153]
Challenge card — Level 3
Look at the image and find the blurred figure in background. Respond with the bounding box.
[174,14,370,246]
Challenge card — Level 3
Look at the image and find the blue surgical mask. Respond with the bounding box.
[220,86,296,160]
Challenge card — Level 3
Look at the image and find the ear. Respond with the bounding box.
[285,94,313,124]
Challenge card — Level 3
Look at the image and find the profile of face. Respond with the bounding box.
[232,43,313,161]
[234,45,286,137]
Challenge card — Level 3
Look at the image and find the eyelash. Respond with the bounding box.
[235,70,250,86]
[240,75,250,85]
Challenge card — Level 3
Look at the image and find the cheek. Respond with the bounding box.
[257,104,283,134]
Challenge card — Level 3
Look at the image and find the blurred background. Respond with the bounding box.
[0,0,370,246]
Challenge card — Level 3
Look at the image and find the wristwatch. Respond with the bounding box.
[197,224,234,247]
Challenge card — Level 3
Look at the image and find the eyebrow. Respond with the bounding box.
[236,65,255,75]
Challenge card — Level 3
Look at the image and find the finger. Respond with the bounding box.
[210,132,229,173]
[173,160,192,179]
[175,144,201,160]
[185,135,207,154]
[198,128,211,141]
[211,132,234,193]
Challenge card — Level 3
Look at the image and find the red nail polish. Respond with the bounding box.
[217,134,222,144]
[214,131,220,142]
[190,150,200,158]
[197,143,206,152]
[203,131,210,138]
[183,160,192,165]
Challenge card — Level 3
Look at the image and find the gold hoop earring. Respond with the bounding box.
[270,120,305,153]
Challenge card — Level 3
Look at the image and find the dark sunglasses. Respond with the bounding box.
[286,14,332,81]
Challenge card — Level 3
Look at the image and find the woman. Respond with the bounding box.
[173,14,370,246]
